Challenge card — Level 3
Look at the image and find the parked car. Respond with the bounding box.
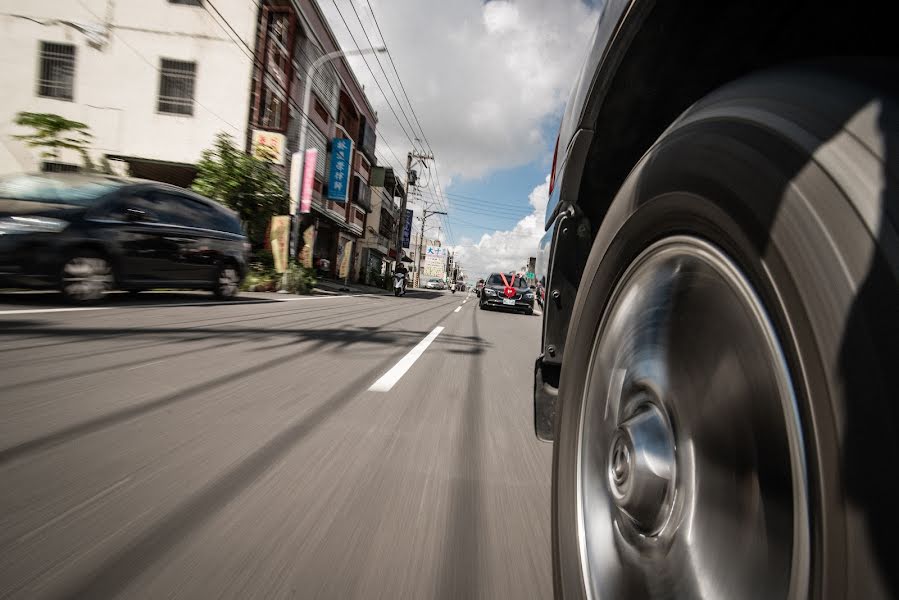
[478,272,534,314]
[474,278,485,297]
[424,278,446,290]
[534,7,898,600]
[0,173,248,302]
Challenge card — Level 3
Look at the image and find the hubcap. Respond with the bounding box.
[62,256,112,301]
[607,403,675,533]
[576,236,809,600]
[219,267,238,297]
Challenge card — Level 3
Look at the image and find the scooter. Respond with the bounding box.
[393,272,406,296]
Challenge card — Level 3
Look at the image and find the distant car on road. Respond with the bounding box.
[479,272,534,314]
[475,278,485,297]
[0,173,248,302]
[424,278,446,290]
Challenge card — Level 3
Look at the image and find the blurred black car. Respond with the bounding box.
[0,173,248,302]
[478,272,534,314]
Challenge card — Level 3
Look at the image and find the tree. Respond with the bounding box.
[13,112,94,169]
[192,132,288,248]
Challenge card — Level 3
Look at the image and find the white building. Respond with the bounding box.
[0,0,256,184]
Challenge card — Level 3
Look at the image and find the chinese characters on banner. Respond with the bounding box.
[300,148,317,214]
[402,208,413,249]
[327,138,353,203]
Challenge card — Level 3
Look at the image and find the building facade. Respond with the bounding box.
[357,165,403,285]
[247,0,378,280]
[0,0,257,185]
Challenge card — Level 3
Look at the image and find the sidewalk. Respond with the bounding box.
[314,278,390,295]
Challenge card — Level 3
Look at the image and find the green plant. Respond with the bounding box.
[283,263,317,295]
[192,132,288,248]
[249,248,275,273]
[13,111,94,169]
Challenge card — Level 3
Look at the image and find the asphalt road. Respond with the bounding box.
[0,289,551,599]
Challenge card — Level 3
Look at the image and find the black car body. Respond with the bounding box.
[478,273,534,313]
[0,173,248,299]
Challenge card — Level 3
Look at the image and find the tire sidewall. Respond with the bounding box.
[550,114,885,598]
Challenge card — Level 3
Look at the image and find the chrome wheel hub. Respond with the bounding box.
[607,403,675,533]
[576,236,809,600]
[62,256,112,301]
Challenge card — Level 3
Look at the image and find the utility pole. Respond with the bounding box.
[415,207,446,288]
[395,150,435,277]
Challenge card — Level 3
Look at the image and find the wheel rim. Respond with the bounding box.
[576,236,809,599]
[62,256,113,301]
[218,267,239,297]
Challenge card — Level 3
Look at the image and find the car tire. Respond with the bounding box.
[60,250,114,304]
[552,64,899,600]
[213,263,240,299]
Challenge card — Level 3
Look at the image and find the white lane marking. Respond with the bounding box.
[16,476,133,544]
[454,306,461,313]
[369,326,445,392]
[0,295,357,316]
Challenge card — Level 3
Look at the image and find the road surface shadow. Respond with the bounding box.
[0,291,288,309]
[0,300,483,466]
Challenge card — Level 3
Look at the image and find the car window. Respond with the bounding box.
[486,273,526,287]
[0,174,124,206]
[103,192,161,222]
[147,192,205,228]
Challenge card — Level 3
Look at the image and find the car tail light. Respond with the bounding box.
[548,132,560,196]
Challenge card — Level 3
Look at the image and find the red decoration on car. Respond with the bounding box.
[499,273,516,298]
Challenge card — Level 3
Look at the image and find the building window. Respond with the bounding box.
[157,59,196,116]
[37,42,76,101]
[169,0,202,6]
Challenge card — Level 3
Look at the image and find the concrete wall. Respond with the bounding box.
[0,0,256,175]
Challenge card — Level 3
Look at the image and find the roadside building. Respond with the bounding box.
[358,166,404,285]
[0,0,257,185]
[247,0,378,280]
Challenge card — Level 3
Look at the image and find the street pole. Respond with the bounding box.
[288,45,386,262]
[394,152,413,264]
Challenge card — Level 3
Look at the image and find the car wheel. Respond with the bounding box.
[552,65,899,600]
[60,251,114,303]
[213,263,240,299]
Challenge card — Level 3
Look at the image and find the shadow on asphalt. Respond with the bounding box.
[0,290,283,308]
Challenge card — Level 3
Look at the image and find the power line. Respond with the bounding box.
[345,0,421,153]
[329,0,419,151]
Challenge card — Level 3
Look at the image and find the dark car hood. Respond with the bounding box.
[0,199,87,219]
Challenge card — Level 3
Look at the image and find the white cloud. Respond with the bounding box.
[451,174,550,278]
[320,0,599,182]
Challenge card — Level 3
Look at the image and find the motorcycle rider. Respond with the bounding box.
[394,262,409,295]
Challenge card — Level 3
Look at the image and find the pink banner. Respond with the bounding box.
[300,148,317,214]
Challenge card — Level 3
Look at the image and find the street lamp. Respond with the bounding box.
[288,45,387,260]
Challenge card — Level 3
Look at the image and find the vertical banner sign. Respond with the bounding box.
[300,226,315,269]
[402,208,413,248]
[327,138,353,202]
[300,148,317,214]
[339,240,353,279]
[289,151,302,214]
[269,215,291,273]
